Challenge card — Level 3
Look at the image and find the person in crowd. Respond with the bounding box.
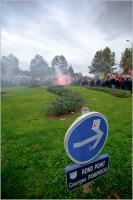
[120,78,125,89]
[124,78,129,90]
[105,77,109,87]
[100,79,104,87]
[128,77,132,93]
[90,79,94,87]
[110,77,116,88]
[96,78,100,87]
[115,79,120,89]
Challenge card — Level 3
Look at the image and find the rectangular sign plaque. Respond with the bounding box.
[65,154,109,191]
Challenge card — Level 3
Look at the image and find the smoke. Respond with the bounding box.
[54,65,72,86]
[1,54,75,87]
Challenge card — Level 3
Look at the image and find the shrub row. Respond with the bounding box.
[87,86,131,98]
[47,86,83,115]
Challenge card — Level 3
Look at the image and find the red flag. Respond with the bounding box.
[128,69,133,76]
[114,72,118,80]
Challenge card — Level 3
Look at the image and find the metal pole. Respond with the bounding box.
[81,107,93,194]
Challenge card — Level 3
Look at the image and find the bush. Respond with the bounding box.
[47,86,83,115]
[87,87,131,98]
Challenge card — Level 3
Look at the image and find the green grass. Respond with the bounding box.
[1,86,132,199]
[87,86,131,98]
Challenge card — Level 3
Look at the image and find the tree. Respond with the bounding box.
[120,48,132,73]
[89,50,103,73]
[1,54,19,79]
[51,55,68,74]
[30,55,49,79]
[68,65,74,77]
[89,47,115,75]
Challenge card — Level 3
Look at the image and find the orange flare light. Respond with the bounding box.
[57,75,71,86]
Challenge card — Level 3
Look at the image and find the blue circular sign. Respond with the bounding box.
[64,112,108,164]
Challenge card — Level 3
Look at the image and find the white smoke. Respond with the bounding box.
[54,65,72,86]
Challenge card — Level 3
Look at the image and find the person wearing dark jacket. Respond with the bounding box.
[111,78,116,88]
[124,78,129,90]
[116,79,120,89]
[120,78,125,90]
[128,78,132,93]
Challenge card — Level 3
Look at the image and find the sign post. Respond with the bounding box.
[81,107,92,193]
[64,107,109,192]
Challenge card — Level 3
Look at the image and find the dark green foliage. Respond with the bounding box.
[89,47,115,75]
[47,86,83,115]
[87,87,131,98]
[120,48,132,73]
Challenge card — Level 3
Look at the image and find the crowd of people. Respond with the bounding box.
[72,74,132,93]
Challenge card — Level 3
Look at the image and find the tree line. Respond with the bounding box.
[89,47,132,75]
[1,47,132,87]
[1,54,75,87]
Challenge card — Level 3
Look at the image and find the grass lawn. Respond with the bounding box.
[1,86,132,199]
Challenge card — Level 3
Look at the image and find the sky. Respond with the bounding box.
[1,0,132,75]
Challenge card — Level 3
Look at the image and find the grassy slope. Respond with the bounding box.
[86,86,131,98]
[1,87,132,199]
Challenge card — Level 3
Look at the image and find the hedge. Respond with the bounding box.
[47,86,83,115]
[87,86,131,98]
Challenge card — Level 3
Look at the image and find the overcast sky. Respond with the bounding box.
[1,0,132,75]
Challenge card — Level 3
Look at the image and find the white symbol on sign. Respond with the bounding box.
[92,119,101,129]
[73,119,104,150]
[69,171,77,179]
